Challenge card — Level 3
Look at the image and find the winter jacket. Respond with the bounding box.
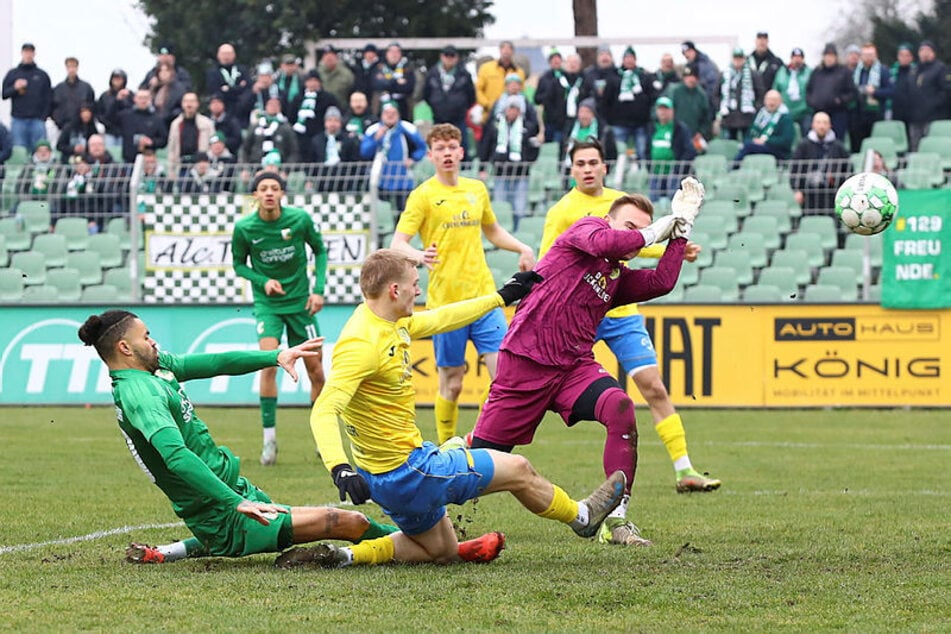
[806,64,856,114]
[423,65,476,124]
[1,63,53,119]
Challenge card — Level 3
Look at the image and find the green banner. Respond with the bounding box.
[882,189,951,309]
[0,305,356,405]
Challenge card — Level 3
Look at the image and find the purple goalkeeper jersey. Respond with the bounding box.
[502,216,686,368]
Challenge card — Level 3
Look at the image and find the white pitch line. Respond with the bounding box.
[534,439,951,451]
[0,521,183,556]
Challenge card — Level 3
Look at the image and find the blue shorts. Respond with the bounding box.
[595,314,658,376]
[432,307,507,368]
[358,442,495,535]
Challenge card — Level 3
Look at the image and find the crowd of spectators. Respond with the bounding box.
[1,34,948,227]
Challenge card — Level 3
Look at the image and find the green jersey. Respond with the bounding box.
[232,205,328,314]
[110,349,279,519]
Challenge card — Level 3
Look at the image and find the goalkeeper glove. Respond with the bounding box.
[637,214,678,246]
[671,176,705,224]
[497,270,544,305]
[332,464,371,505]
[671,217,692,240]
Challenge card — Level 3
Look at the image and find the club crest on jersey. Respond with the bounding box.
[466,193,478,207]
[609,267,620,280]
[397,327,411,345]
[582,270,612,302]
[281,228,292,240]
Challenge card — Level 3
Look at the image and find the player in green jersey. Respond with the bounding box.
[78,310,505,566]
[233,171,327,465]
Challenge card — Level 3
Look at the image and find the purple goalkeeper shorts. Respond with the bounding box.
[473,350,613,446]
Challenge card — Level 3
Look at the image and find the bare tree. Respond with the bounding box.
[573,0,598,68]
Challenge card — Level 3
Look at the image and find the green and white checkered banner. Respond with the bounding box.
[882,190,951,309]
[141,193,371,304]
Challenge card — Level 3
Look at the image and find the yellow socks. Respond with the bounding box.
[656,413,691,472]
[537,485,581,524]
[434,394,459,444]
[349,535,395,566]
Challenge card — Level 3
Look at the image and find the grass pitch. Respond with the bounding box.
[1,405,948,631]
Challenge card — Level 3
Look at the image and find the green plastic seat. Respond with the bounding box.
[54,217,91,250]
[751,200,793,233]
[0,267,25,301]
[10,251,47,286]
[22,284,60,302]
[805,283,854,302]
[0,217,31,251]
[31,233,69,268]
[705,138,741,160]
[784,232,827,268]
[925,119,951,137]
[817,265,860,296]
[743,283,783,303]
[484,248,519,273]
[797,216,839,251]
[830,249,866,284]
[757,265,802,300]
[102,267,134,300]
[81,283,120,303]
[699,265,739,295]
[17,201,51,234]
[858,137,899,169]
[713,250,754,286]
[770,249,814,286]
[917,136,951,170]
[896,152,944,188]
[46,267,82,301]
[843,232,883,267]
[870,120,909,154]
[741,216,782,250]
[683,283,728,302]
[692,154,728,184]
[86,233,124,269]
[0,235,7,267]
[66,251,103,286]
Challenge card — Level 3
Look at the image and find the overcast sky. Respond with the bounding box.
[1,0,896,100]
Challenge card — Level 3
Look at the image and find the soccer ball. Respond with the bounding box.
[834,172,898,235]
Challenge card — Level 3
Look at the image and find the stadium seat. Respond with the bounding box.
[81,283,120,303]
[677,262,700,286]
[817,265,860,296]
[103,267,134,300]
[870,120,909,154]
[484,248,519,272]
[897,152,944,189]
[797,216,839,251]
[831,249,867,284]
[10,251,46,286]
[31,233,69,268]
[0,235,7,267]
[738,153,780,186]
[66,250,103,286]
[622,167,649,193]
[866,284,882,302]
[8,146,30,166]
[925,119,951,137]
[770,249,814,286]
[17,201,51,234]
[106,216,134,250]
[710,183,750,210]
[683,283,727,302]
[705,138,741,160]
[0,217,31,252]
[86,233,124,269]
[741,216,781,250]
[858,137,899,169]
[743,283,783,303]
[728,231,770,267]
[693,154,729,183]
[701,201,740,233]
[757,265,802,300]
[416,266,429,304]
[750,200,793,233]
[491,200,515,228]
[699,266,739,299]
[844,232,883,268]
[782,233,827,268]
[648,284,684,303]
[54,217,91,251]
[916,136,951,170]
[804,283,854,302]
[0,267,25,301]
[693,214,730,250]
[686,230,714,267]
[538,142,561,162]
[46,267,82,302]
[714,249,755,286]
[21,284,60,302]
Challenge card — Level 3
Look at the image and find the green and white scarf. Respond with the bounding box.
[557,71,582,117]
[720,65,755,115]
[495,113,524,161]
[439,65,456,93]
[618,68,643,101]
[751,103,789,139]
[854,61,883,111]
[292,90,319,134]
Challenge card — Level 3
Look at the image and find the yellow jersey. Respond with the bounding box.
[311,294,504,474]
[540,186,666,318]
[396,176,498,308]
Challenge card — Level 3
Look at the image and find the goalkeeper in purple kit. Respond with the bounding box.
[470,179,704,547]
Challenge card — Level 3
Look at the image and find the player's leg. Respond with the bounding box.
[286,311,325,402]
[598,315,720,493]
[433,324,470,444]
[126,537,207,564]
[288,506,397,544]
[255,311,284,465]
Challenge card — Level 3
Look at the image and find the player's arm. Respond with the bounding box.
[306,220,328,313]
[390,191,438,267]
[407,294,504,339]
[231,225,269,287]
[310,342,376,472]
[613,238,687,305]
[162,345,323,383]
[538,212,569,259]
[482,221,535,270]
[562,219,649,261]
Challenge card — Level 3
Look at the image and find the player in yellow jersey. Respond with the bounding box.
[542,139,721,522]
[284,249,626,568]
[390,123,536,444]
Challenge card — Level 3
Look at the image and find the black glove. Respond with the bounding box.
[496,271,544,306]
[331,463,371,505]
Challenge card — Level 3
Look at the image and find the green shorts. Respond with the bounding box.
[183,476,294,557]
[254,308,320,346]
